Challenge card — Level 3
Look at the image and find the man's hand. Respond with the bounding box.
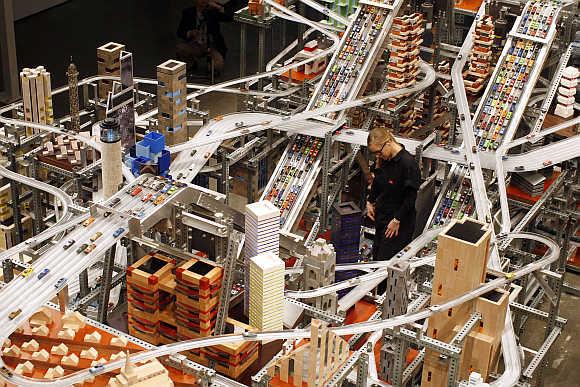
[385,218,400,238]
[366,172,374,188]
[366,201,375,221]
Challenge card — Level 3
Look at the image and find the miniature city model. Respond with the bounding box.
[0,0,577,386]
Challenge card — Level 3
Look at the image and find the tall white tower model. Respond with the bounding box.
[554,66,578,118]
[244,200,280,312]
[99,118,123,199]
[249,252,284,331]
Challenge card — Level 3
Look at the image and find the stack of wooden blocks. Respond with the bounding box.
[175,258,223,341]
[386,13,424,132]
[464,16,494,95]
[97,42,125,99]
[156,59,188,146]
[126,253,175,345]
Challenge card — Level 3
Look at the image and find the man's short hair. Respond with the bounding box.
[368,127,396,148]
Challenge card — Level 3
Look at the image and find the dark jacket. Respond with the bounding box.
[177,5,233,58]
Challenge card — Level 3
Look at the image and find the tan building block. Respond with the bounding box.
[62,353,80,367]
[29,307,53,327]
[2,338,10,348]
[110,336,128,347]
[91,358,108,366]
[84,331,102,344]
[31,349,50,362]
[62,311,86,331]
[21,339,39,352]
[14,361,34,375]
[3,345,21,357]
[51,343,69,356]
[57,328,76,340]
[110,351,127,361]
[80,347,99,360]
[44,366,65,379]
[31,325,50,337]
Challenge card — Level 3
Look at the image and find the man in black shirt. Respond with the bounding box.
[366,127,420,266]
[176,0,233,73]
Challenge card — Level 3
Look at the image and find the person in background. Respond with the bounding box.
[176,0,233,74]
[366,127,420,291]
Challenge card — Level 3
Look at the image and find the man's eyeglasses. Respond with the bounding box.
[370,141,388,155]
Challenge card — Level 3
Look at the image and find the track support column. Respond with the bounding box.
[97,245,116,323]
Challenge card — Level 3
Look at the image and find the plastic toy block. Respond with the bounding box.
[110,351,127,361]
[31,349,50,361]
[2,339,10,348]
[51,343,69,356]
[91,358,108,366]
[61,353,80,367]
[21,339,39,352]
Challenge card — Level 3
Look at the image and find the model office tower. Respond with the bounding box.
[97,42,125,99]
[303,238,337,314]
[464,15,494,95]
[67,62,81,133]
[157,60,188,146]
[554,66,579,118]
[421,218,509,385]
[20,66,53,136]
[249,252,284,331]
[244,200,280,313]
[99,117,123,199]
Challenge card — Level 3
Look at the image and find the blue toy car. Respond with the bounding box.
[37,268,50,280]
[113,228,125,238]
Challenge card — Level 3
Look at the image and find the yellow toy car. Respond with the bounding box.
[21,267,34,278]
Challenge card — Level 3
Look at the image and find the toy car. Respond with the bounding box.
[113,228,125,238]
[543,160,552,167]
[37,268,50,280]
[76,244,88,254]
[90,232,103,242]
[110,198,121,207]
[141,193,152,202]
[84,244,97,254]
[83,217,95,227]
[8,309,22,320]
[55,277,67,288]
[21,267,34,278]
[89,364,105,374]
[131,187,142,196]
[103,211,112,218]
[63,239,75,250]
[242,331,258,338]
[515,166,525,171]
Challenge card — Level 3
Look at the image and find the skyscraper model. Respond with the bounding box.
[244,200,280,313]
[20,66,53,136]
[99,117,123,199]
[249,251,284,331]
[66,61,80,133]
[157,60,188,146]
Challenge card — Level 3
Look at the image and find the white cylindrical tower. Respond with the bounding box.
[100,118,123,199]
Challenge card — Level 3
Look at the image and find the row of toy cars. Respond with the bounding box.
[431,166,475,227]
[314,5,389,116]
[126,176,185,212]
[475,38,540,150]
[265,135,322,225]
[517,1,556,39]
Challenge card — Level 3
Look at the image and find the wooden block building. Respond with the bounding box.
[421,218,509,385]
[97,42,125,99]
[127,253,175,345]
[157,59,188,146]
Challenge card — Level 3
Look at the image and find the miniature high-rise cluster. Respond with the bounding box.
[20,66,54,136]
[464,15,494,95]
[157,59,188,146]
[554,66,578,118]
[385,13,424,132]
